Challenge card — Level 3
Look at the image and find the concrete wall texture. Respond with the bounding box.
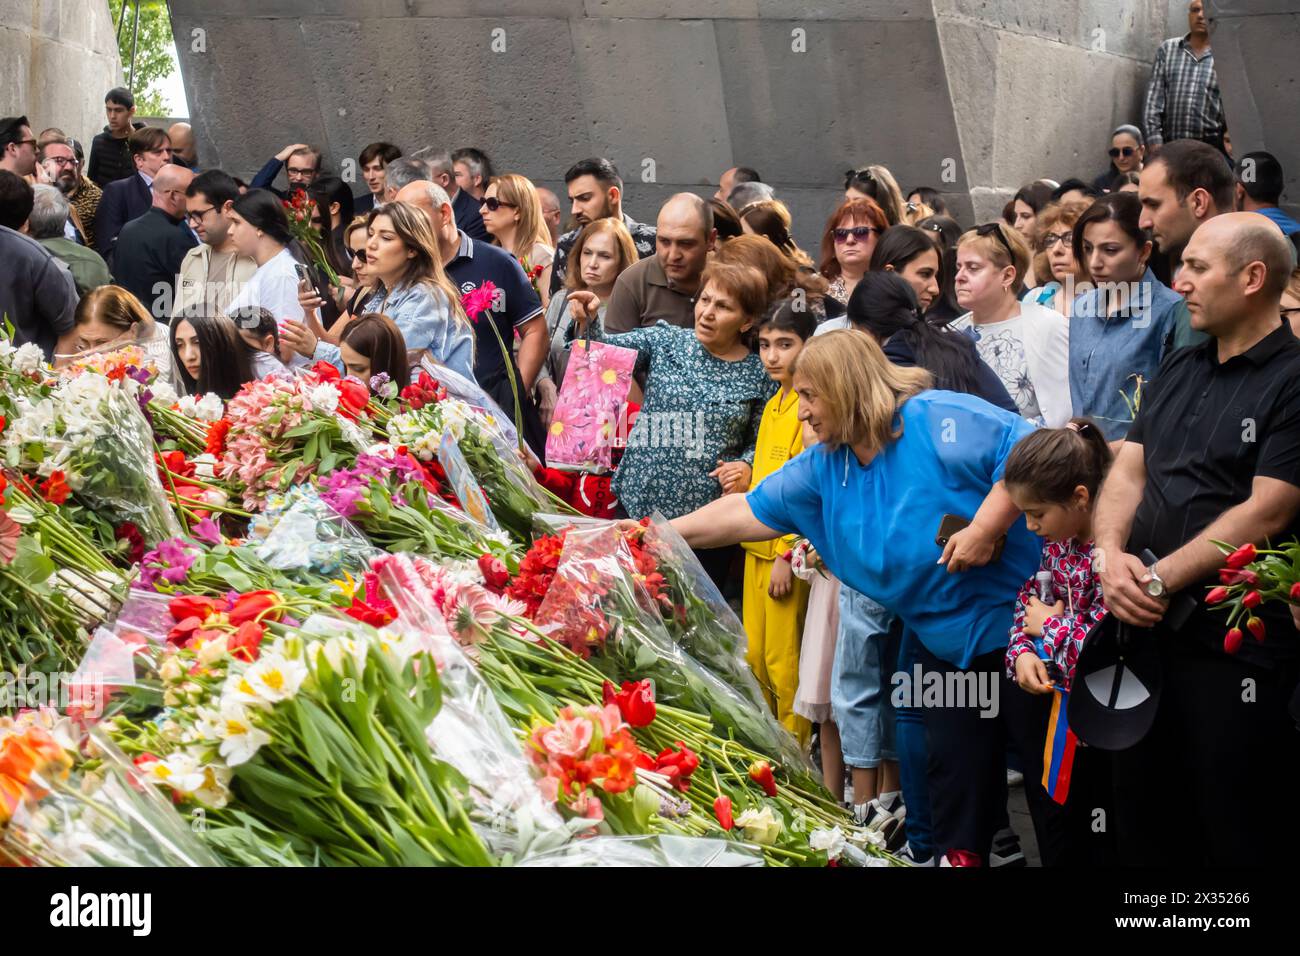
[1208,1,1300,217]
[166,0,1204,248]
[0,0,122,149]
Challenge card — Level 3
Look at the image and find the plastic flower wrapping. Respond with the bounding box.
[0,333,894,869]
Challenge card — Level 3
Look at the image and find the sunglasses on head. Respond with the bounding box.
[1108,146,1138,158]
[975,221,1016,260]
[482,196,517,212]
[832,225,880,243]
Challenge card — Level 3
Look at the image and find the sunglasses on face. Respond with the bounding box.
[975,221,1016,260]
[481,196,517,212]
[351,247,368,262]
[1109,146,1138,158]
[832,225,880,243]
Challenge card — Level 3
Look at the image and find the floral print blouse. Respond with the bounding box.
[576,321,776,519]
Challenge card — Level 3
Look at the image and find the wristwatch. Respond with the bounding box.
[1145,559,1167,598]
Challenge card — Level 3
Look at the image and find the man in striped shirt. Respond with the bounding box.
[1143,0,1227,154]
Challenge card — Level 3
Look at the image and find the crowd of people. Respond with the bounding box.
[1,1,1298,868]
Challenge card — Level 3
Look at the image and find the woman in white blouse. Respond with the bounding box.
[223,188,307,327]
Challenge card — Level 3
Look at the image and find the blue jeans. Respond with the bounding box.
[894,626,932,862]
[832,587,899,767]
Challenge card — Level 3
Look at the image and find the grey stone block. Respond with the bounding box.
[934,0,1169,61]
[715,18,965,194]
[167,0,410,18]
[572,18,734,186]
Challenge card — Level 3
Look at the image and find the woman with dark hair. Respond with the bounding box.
[307,173,355,278]
[339,313,412,390]
[916,214,964,325]
[228,305,291,379]
[870,225,944,313]
[843,165,905,225]
[170,313,256,400]
[1092,124,1145,194]
[906,186,949,218]
[1068,192,1183,441]
[224,188,306,325]
[1011,182,1055,241]
[708,197,743,242]
[1112,171,1141,194]
[844,271,1016,412]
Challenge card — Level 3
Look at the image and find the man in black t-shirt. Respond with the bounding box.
[1095,213,1300,865]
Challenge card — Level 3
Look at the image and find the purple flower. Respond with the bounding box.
[369,372,391,392]
[191,516,222,545]
[319,468,371,519]
[129,366,152,385]
[140,537,198,587]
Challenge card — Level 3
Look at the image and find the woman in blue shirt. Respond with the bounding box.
[282,202,476,384]
[671,329,1046,865]
[1068,193,1184,441]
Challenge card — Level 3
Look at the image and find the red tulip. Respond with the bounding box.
[654,742,699,791]
[1243,590,1262,609]
[227,621,265,662]
[38,470,70,505]
[1224,628,1244,655]
[748,760,778,797]
[713,795,734,830]
[1206,586,1229,605]
[477,554,510,591]
[310,361,341,383]
[1225,544,1257,569]
[1290,582,1300,602]
[168,594,218,623]
[1246,617,1266,642]
[228,590,282,626]
[1219,568,1258,586]
[602,679,656,727]
[337,379,371,418]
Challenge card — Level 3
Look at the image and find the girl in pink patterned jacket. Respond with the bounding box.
[1002,418,1113,694]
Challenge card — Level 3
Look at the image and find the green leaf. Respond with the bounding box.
[10,537,56,585]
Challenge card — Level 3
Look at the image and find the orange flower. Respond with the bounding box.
[0,727,72,823]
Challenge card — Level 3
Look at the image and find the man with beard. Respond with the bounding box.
[174,169,258,320]
[1138,138,1235,350]
[548,157,656,297]
[38,138,100,247]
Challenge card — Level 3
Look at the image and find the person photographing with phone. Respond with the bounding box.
[669,329,1047,866]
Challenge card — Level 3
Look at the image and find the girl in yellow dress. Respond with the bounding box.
[740,299,818,744]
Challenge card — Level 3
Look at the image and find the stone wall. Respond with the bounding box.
[1208,0,1300,218]
[0,0,122,148]
[166,1,1179,247]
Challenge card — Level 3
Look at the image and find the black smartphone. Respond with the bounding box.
[935,513,1005,562]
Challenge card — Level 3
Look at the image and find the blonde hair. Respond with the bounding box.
[565,217,638,292]
[343,214,369,247]
[957,222,1032,291]
[488,173,552,264]
[902,201,934,226]
[791,330,931,453]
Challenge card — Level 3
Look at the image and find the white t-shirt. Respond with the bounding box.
[951,300,1071,427]
[225,247,305,324]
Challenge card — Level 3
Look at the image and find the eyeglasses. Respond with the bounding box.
[185,206,215,224]
[15,138,36,149]
[832,225,880,244]
[481,196,517,212]
[975,221,1016,260]
[286,168,315,178]
[1040,231,1073,250]
[45,156,77,167]
[1108,146,1138,158]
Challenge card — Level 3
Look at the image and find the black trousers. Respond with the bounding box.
[1109,635,1300,866]
[918,644,1105,865]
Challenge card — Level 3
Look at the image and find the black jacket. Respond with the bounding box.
[111,207,199,317]
[95,173,153,264]
[452,187,489,242]
[87,122,146,187]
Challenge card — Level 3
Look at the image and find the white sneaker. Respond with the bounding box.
[897,842,935,866]
[1007,768,1024,787]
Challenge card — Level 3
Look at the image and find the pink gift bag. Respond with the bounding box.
[545,339,636,472]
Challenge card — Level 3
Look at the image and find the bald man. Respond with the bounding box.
[536,186,562,246]
[111,163,198,314]
[602,192,716,333]
[168,122,198,169]
[1094,213,1300,866]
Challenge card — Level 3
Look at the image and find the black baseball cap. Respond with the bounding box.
[1067,613,1164,751]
